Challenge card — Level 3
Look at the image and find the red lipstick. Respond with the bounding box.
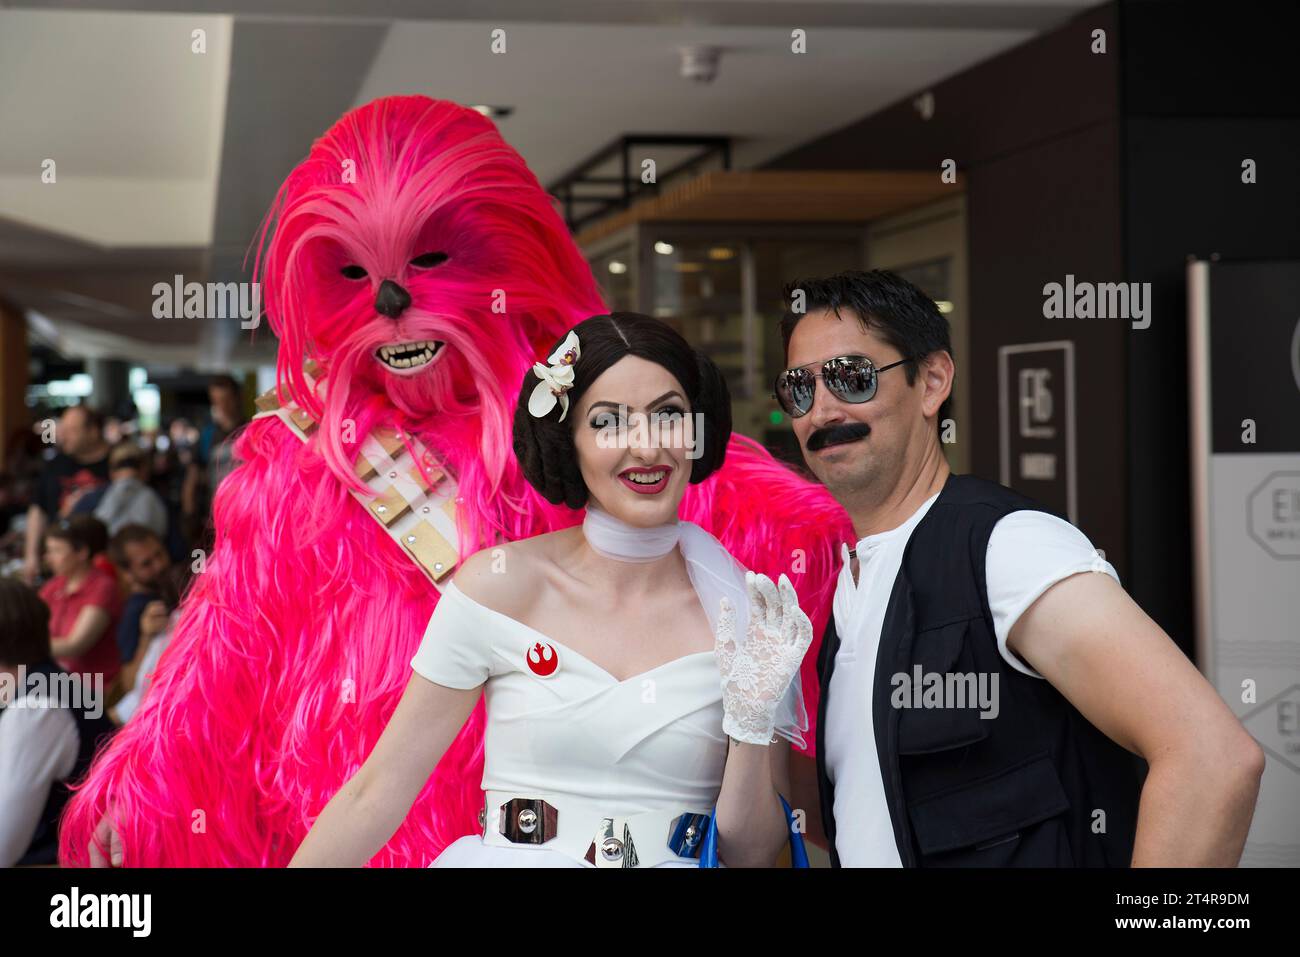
[618,465,673,495]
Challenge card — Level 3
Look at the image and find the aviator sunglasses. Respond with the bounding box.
[773,354,912,418]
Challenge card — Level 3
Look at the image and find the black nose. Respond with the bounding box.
[374,279,412,319]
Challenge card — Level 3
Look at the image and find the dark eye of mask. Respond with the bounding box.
[409,252,449,268]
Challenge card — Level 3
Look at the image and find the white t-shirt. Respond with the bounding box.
[824,493,1119,867]
[114,628,172,724]
[0,687,79,866]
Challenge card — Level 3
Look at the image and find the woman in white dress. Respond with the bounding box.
[290,313,813,867]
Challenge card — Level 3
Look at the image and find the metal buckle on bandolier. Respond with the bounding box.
[252,362,461,588]
[496,798,559,846]
[666,811,711,860]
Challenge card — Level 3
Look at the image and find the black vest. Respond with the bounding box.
[0,658,117,865]
[815,474,1143,866]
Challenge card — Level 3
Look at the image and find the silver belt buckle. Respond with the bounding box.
[584,817,640,869]
[497,797,559,845]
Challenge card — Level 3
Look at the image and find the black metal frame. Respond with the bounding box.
[547,134,731,232]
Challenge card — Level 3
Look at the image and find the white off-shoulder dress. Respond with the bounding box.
[410,522,807,868]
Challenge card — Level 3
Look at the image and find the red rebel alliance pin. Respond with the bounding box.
[526,641,559,677]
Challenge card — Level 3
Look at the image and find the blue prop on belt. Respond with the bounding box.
[698,794,810,868]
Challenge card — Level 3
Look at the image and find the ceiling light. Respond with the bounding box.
[469,105,514,119]
[678,45,722,84]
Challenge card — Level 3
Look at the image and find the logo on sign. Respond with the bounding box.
[1248,471,1300,560]
[999,341,1076,522]
[1018,369,1055,439]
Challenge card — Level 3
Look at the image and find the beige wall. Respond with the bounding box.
[866,195,970,474]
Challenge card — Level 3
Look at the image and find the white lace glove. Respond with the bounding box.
[715,571,814,746]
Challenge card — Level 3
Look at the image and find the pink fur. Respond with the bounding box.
[58,95,849,867]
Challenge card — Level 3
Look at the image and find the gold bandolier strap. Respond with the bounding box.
[252,365,461,590]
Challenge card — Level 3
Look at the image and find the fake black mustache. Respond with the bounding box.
[806,422,871,452]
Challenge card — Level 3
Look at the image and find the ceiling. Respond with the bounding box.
[0,0,1094,370]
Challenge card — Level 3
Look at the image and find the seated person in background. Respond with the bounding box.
[0,579,117,866]
[21,404,110,586]
[80,443,169,540]
[182,374,246,547]
[107,524,173,664]
[110,601,176,726]
[38,515,122,691]
[59,507,115,580]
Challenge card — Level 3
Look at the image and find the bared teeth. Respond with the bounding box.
[376,340,442,368]
[627,470,666,484]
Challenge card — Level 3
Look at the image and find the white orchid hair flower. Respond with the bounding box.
[527,330,582,421]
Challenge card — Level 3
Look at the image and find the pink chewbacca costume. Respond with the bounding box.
[58,96,852,867]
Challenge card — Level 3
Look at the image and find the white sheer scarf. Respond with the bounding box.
[583,503,809,749]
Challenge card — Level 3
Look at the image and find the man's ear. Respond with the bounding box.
[919,350,954,418]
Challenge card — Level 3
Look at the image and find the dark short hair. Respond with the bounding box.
[0,578,52,668]
[779,269,953,426]
[209,374,240,397]
[108,523,164,569]
[513,313,732,509]
[67,403,104,435]
[46,514,109,558]
[108,441,145,473]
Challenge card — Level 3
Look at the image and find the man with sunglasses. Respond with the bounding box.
[779,270,1262,867]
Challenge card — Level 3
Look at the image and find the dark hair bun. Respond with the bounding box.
[691,350,731,480]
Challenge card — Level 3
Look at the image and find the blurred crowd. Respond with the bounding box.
[0,374,248,866]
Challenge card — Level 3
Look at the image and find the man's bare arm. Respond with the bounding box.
[788,750,826,850]
[1009,571,1264,866]
[22,504,46,584]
